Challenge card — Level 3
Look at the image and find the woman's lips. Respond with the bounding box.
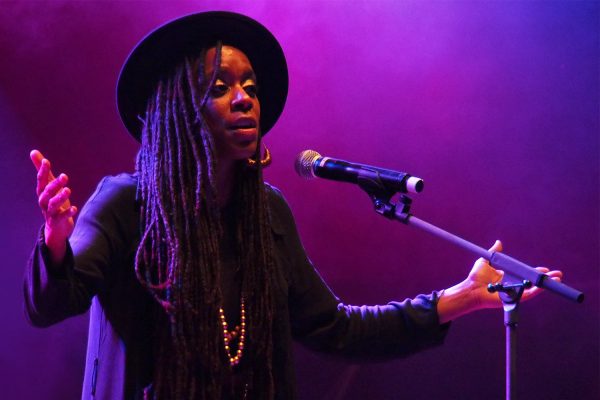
[228,119,257,134]
[226,118,258,145]
[228,117,257,130]
[228,127,258,145]
[228,126,257,135]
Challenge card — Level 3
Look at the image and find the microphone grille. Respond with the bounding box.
[295,150,321,179]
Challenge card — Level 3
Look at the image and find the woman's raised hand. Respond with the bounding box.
[30,150,78,265]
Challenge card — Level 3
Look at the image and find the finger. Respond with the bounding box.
[534,267,563,280]
[523,276,562,301]
[68,205,78,217]
[39,174,68,210]
[33,152,57,180]
[36,158,59,196]
[36,159,50,196]
[488,239,503,253]
[546,271,563,280]
[44,179,70,209]
[46,187,72,216]
[541,268,563,276]
[523,286,543,300]
[45,159,57,180]
[30,149,45,171]
[474,240,503,266]
[495,269,505,282]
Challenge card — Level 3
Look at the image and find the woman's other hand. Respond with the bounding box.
[438,240,563,323]
[30,149,78,266]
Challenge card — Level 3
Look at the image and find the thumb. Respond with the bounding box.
[489,239,503,253]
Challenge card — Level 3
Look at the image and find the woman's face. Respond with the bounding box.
[203,46,261,163]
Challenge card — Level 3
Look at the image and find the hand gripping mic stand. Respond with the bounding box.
[355,173,584,400]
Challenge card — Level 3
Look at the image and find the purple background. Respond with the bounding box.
[1,1,598,399]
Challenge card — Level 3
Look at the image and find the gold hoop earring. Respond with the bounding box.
[247,145,272,168]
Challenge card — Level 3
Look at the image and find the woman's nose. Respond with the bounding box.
[231,86,253,112]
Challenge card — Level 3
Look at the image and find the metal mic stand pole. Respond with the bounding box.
[488,280,531,400]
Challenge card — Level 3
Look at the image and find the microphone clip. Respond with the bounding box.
[357,173,412,223]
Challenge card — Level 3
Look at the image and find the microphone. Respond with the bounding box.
[295,150,424,194]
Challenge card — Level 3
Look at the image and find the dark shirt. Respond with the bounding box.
[24,173,449,399]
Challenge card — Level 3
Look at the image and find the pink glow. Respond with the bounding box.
[1,1,597,399]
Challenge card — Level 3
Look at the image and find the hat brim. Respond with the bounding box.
[117,11,288,141]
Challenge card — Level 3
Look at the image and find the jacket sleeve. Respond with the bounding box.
[24,175,137,327]
[267,185,450,361]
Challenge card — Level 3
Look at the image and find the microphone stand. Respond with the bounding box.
[356,176,584,400]
[488,280,531,400]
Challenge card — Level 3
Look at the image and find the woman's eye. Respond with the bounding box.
[210,83,228,97]
[244,84,258,98]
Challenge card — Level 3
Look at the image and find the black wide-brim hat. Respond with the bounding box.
[117,11,288,141]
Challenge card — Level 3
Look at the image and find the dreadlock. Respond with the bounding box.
[134,42,276,399]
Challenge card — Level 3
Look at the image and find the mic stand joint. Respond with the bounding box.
[357,176,411,222]
[487,280,531,400]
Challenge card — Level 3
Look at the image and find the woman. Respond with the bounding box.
[25,11,562,400]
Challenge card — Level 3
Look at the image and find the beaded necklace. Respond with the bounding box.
[219,297,246,366]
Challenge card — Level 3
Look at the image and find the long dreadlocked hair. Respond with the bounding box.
[134,42,276,399]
